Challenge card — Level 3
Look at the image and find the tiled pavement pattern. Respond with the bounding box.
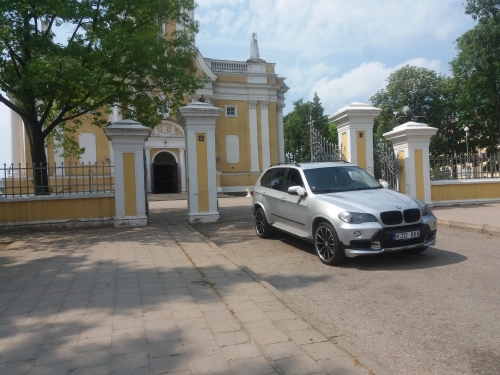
[0,205,371,375]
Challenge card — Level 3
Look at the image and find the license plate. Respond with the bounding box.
[393,230,420,240]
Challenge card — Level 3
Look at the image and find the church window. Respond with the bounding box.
[226,135,240,163]
[225,105,238,118]
[79,133,97,164]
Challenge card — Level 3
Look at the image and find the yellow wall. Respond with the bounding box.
[414,150,425,200]
[220,173,260,187]
[213,99,250,173]
[0,196,115,224]
[266,64,275,73]
[123,153,137,216]
[356,131,366,170]
[431,182,500,201]
[217,75,247,83]
[341,133,348,160]
[196,133,209,212]
[398,151,406,194]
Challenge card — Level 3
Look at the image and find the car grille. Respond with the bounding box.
[380,211,403,225]
[404,209,421,223]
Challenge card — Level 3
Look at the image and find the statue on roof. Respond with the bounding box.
[250,32,260,59]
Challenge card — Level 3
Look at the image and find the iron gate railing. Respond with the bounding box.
[376,142,401,191]
[310,118,343,162]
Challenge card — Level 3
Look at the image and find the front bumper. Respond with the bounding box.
[343,220,437,258]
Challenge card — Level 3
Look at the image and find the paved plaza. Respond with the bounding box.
[0,199,372,375]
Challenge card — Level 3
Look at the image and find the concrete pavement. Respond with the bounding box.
[432,202,500,237]
[0,201,373,375]
[0,196,497,375]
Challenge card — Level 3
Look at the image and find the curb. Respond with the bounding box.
[438,219,500,237]
[186,222,391,375]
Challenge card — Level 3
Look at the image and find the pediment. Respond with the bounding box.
[151,121,184,138]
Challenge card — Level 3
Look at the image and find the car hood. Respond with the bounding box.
[316,188,418,213]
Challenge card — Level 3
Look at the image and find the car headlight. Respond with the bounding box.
[338,211,378,224]
[422,204,433,216]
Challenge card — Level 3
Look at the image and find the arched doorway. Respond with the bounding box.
[152,152,178,193]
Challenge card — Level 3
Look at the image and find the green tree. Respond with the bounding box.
[284,99,311,162]
[451,1,500,152]
[370,65,460,155]
[0,0,203,192]
[283,93,337,162]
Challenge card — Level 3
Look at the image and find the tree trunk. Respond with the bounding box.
[26,124,50,195]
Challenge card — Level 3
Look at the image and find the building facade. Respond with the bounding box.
[8,31,288,194]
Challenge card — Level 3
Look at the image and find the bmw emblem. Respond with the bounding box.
[396,206,401,209]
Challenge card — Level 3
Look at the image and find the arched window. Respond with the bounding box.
[154,152,176,163]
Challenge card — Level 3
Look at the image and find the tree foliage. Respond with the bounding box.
[0,0,203,191]
[283,93,336,163]
[451,1,500,152]
[370,66,461,155]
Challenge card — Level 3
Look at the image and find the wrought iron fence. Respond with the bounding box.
[376,142,401,191]
[430,153,500,180]
[1,161,114,197]
[310,120,343,162]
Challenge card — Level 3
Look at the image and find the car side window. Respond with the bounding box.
[284,169,304,191]
[260,170,272,187]
[266,168,286,190]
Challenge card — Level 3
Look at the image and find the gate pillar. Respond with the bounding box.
[383,121,437,203]
[329,102,381,176]
[177,102,222,223]
[104,119,151,227]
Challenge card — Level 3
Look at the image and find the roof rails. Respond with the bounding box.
[268,162,301,167]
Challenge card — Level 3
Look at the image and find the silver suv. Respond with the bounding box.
[252,162,437,265]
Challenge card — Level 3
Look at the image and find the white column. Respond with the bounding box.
[248,100,260,172]
[277,103,285,163]
[329,102,382,176]
[112,106,122,122]
[145,147,152,193]
[260,101,271,169]
[179,148,186,192]
[104,119,151,227]
[384,122,437,203]
[177,102,222,223]
[10,109,25,169]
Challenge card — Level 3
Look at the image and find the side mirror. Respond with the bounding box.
[378,179,390,189]
[288,186,307,196]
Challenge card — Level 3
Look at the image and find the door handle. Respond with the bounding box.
[281,197,286,201]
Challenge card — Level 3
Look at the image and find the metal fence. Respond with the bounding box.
[1,162,114,197]
[430,153,500,180]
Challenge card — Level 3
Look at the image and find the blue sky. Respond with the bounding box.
[0,0,477,164]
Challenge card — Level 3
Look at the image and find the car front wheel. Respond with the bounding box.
[254,207,274,238]
[314,222,346,265]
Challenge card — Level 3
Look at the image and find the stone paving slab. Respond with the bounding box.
[0,207,374,375]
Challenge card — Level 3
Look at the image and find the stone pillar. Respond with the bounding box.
[384,121,437,203]
[177,102,222,223]
[179,148,186,192]
[248,100,260,172]
[260,101,271,169]
[277,103,285,163]
[329,102,381,176]
[104,119,151,227]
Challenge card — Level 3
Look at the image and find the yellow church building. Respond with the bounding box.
[8,16,289,195]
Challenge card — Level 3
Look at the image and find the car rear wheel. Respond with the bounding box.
[254,207,274,238]
[314,222,346,265]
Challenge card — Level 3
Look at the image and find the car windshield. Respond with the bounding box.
[303,166,382,193]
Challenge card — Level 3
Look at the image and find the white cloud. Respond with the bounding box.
[310,58,443,114]
[196,0,473,59]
